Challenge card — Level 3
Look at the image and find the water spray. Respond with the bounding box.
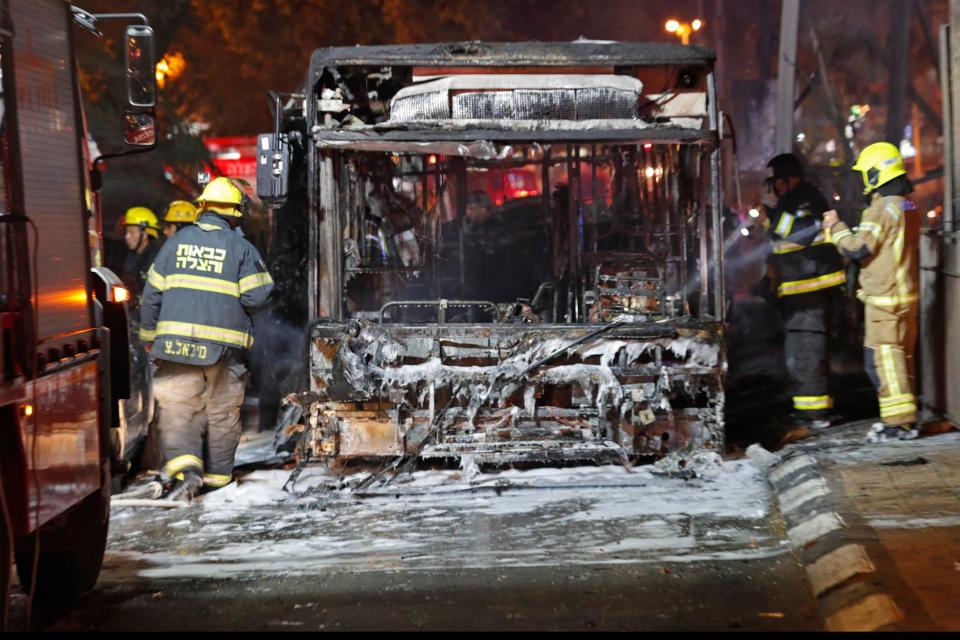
[723,206,763,253]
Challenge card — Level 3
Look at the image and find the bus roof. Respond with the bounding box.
[309,40,716,77]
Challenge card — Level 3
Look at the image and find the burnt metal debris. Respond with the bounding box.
[261,40,726,472]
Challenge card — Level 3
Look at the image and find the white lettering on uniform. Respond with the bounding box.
[175,244,227,274]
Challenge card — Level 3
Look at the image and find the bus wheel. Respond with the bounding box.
[14,472,109,603]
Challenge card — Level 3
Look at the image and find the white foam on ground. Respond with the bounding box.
[105,440,778,580]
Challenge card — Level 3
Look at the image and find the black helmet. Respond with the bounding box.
[765,153,805,188]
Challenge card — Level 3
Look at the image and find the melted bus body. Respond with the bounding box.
[263,42,726,466]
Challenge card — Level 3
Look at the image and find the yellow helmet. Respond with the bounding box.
[197,177,248,217]
[122,206,159,238]
[163,200,199,224]
[852,142,906,195]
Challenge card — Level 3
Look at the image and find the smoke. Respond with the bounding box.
[248,308,311,431]
[676,223,771,303]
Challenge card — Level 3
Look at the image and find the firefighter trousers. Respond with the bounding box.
[782,291,833,420]
[153,351,248,488]
[863,303,918,426]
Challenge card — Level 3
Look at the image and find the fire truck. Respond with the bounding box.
[0,0,156,611]
[260,42,726,468]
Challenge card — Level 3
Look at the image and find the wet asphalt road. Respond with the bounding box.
[38,556,817,631]
[10,454,820,631]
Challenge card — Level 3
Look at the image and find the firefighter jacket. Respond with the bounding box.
[827,194,919,310]
[122,238,161,302]
[765,181,845,297]
[139,213,274,365]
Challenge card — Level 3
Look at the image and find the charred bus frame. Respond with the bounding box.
[262,41,726,465]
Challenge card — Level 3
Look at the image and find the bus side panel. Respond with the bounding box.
[11,0,92,341]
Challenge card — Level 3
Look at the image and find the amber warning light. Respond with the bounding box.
[22,404,33,418]
[112,287,130,303]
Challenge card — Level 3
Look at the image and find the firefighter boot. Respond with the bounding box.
[865,423,919,444]
[791,413,831,430]
[165,470,204,503]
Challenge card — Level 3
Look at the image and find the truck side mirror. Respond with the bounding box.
[123,112,156,146]
[125,25,156,108]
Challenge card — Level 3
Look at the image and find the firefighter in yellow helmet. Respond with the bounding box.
[140,177,274,501]
[120,206,161,311]
[162,200,199,238]
[823,142,920,442]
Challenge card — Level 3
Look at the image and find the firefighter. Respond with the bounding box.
[139,177,274,501]
[120,206,161,303]
[756,154,846,429]
[162,199,199,238]
[823,142,920,443]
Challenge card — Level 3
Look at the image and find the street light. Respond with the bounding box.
[664,17,703,45]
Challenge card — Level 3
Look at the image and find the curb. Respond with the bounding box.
[767,451,905,632]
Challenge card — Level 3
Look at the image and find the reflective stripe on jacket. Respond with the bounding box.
[828,195,919,310]
[767,182,845,297]
[139,213,274,364]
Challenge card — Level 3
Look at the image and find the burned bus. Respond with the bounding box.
[260,41,726,466]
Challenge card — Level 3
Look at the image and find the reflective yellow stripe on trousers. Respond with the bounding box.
[203,473,233,488]
[793,395,833,411]
[861,293,919,307]
[879,345,902,396]
[165,454,203,477]
[879,393,915,407]
[880,401,915,419]
[880,396,916,416]
[877,346,915,418]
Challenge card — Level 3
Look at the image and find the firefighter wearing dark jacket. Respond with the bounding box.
[758,154,845,428]
[120,206,162,320]
[139,177,274,501]
[823,142,920,443]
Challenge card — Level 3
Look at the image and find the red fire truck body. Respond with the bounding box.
[0,0,155,606]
